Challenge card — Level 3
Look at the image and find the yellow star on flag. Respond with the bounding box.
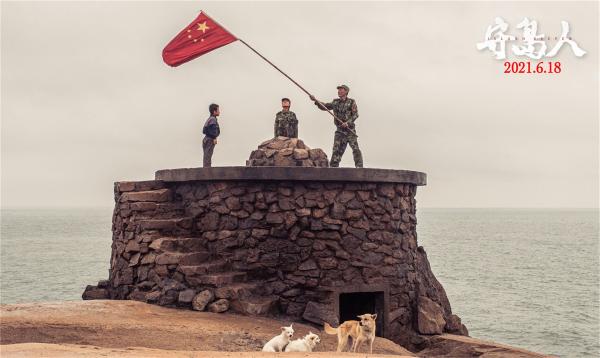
[197,21,210,33]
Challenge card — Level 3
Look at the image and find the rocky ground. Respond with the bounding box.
[0,300,551,357]
[1,345,411,358]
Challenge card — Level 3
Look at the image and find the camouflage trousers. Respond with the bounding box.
[203,136,216,167]
[330,131,363,168]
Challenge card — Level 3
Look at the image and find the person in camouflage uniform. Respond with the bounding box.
[310,85,363,167]
[274,98,298,138]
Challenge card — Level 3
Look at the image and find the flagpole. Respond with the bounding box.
[202,11,357,136]
[237,39,357,136]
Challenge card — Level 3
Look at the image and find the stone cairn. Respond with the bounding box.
[246,137,329,167]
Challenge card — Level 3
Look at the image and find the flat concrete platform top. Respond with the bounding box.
[155,166,426,185]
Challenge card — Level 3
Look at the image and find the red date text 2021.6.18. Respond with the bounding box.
[503,61,562,74]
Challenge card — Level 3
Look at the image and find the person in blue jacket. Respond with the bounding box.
[202,103,220,167]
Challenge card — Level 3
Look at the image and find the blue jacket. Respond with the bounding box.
[202,116,220,139]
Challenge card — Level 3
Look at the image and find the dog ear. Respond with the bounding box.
[371,313,378,320]
[281,326,286,331]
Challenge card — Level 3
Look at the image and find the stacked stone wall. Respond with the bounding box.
[85,177,466,349]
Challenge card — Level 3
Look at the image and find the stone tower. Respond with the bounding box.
[83,136,467,350]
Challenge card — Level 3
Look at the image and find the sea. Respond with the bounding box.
[0,208,598,357]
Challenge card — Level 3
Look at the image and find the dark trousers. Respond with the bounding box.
[203,136,216,167]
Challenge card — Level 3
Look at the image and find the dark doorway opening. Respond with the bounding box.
[339,291,384,337]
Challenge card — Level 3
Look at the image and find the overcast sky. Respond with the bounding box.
[1,1,598,208]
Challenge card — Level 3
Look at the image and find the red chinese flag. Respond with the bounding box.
[162,12,237,67]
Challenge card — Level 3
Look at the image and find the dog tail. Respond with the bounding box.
[323,322,338,335]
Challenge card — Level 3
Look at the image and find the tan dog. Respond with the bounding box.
[324,313,377,353]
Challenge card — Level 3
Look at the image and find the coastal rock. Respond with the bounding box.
[417,296,446,335]
[178,289,196,304]
[445,314,469,336]
[145,290,161,303]
[192,290,214,311]
[81,285,108,300]
[417,334,545,357]
[158,290,178,306]
[208,299,230,313]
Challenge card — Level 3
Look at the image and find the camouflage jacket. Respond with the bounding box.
[314,97,358,134]
[274,110,298,138]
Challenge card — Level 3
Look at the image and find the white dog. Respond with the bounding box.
[284,331,321,352]
[262,324,294,352]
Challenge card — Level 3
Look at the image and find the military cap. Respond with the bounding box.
[336,84,349,92]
